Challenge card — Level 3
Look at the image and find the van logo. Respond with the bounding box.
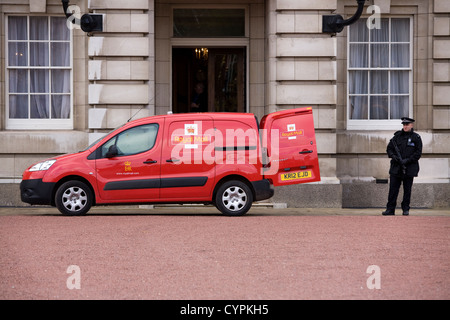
[281,124,304,139]
[172,135,211,145]
[185,124,198,135]
[124,161,132,172]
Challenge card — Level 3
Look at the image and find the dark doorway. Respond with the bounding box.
[172,47,246,113]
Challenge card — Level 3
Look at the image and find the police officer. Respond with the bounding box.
[382,117,423,216]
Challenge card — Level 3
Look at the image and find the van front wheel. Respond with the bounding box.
[215,180,253,216]
[55,180,93,216]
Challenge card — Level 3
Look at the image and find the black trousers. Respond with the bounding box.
[386,174,414,212]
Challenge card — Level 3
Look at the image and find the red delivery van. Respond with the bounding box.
[20,107,320,216]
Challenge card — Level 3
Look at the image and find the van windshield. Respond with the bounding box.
[78,126,122,152]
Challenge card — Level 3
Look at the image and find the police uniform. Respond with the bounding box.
[382,117,423,215]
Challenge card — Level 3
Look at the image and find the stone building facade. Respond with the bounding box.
[0,0,448,207]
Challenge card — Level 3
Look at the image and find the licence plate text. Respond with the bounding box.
[280,170,312,181]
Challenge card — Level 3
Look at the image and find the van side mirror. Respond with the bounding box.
[105,145,118,158]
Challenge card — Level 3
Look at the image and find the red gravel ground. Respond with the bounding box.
[0,212,449,300]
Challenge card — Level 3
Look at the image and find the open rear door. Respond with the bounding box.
[260,107,321,186]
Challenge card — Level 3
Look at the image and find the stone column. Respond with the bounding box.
[87,0,153,143]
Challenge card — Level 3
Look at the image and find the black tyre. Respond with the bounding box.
[55,180,93,216]
[215,180,253,216]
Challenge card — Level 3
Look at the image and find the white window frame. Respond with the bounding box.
[5,15,73,130]
[347,16,413,130]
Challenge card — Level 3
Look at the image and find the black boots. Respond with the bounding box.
[382,209,410,216]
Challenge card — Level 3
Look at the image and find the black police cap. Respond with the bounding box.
[401,117,415,124]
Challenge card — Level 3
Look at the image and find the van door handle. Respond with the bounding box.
[143,160,157,164]
[166,158,180,163]
[299,150,313,154]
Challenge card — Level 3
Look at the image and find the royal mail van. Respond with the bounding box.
[20,107,320,216]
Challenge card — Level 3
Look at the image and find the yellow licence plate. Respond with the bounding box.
[280,170,312,181]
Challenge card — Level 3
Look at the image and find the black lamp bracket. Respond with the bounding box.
[323,0,366,34]
[61,0,103,33]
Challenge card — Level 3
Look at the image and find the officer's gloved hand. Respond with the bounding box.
[401,159,409,165]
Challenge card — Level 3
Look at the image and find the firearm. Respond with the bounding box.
[391,139,406,175]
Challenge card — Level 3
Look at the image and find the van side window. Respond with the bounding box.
[101,124,159,158]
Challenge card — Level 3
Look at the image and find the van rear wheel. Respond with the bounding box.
[215,180,253,216]
[55,180,93,216]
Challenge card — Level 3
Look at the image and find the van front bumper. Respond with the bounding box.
[251,179,274,201]
[20,179,55,205]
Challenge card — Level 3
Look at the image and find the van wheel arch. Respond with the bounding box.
[213,176,254,216]
[213,175,255,202]
[52,176,96,207]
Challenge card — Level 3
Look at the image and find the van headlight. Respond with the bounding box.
[29,160,57,172]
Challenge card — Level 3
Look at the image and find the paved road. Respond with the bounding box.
[0,206,449,300]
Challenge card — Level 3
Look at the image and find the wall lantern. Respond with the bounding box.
[322,0,366,33]
[61,0,103,33]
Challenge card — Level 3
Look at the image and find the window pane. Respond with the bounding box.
[349,71,368,94]
[391,44,409,68]
[51,43,70,66]
[349,18,368,42]
[30,70,49,93]
[391,71,409,94]
[52,70,70,93]
[52,95,70,119]
[173,9,245,37]
[30,17,48,40]
[9,95,28,118]
[30,95,49,118]
[30,42,49,66]
[8,43,28,66]
[349,44,368,68]
[370,44,389,67]
[7,15,72,127]
[349,96,368,120]
[370,18,389,42]
[51,17,70,40]
[370,71,388,94]
[116,124,159,156]
[8,16,27,40]
[370,96,388,119]
[391,19,409,42]
[101,124,159,157]
[390,96,409,119]
[9,70,28,93]
[348,17,411,125]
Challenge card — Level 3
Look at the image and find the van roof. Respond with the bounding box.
[129,112,257,126]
